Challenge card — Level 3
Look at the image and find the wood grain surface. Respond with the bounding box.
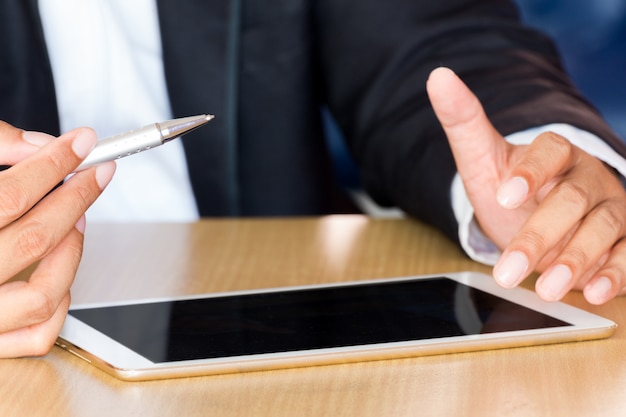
[2,216,624,417]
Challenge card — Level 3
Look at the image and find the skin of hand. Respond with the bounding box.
[426,67,626,305]
[0,121,115,357]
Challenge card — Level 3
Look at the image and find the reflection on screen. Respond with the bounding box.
[69,277,570,363]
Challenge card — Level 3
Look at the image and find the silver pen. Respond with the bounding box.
[75,114,214,171]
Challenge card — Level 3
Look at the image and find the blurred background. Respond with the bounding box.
[515,0,626,140]
[327,1,626,213]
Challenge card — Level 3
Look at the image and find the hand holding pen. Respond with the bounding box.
[0,122,113,357]
[0,114,212,358]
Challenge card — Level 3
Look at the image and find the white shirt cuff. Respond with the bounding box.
[452,123,626,266]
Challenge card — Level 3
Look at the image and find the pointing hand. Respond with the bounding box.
[427,67,626,304]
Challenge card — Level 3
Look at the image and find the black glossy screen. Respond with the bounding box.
[69,277,570,363]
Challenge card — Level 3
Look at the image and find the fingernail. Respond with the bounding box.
[95,162,116,190]
[493,251,528,288]
[586,276,612,304]
[22,131,54,147]
[537,264,572,301]
[75,215,86,234]
[72,131,97,159]
[497,177,529,209]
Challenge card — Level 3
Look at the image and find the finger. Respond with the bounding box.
[493,153,620,290]
[584,240,626,305]
[0,162,115,281]
[493,179,604,288]
[0,293,70,358]
[0,127,97,227]
[496,132,578,209]
[534,198,626,301]
[426,67,508,192]
[0,121,54,165]
[0,222,85,334]
[572,252,609,291]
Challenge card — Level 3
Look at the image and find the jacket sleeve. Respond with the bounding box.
[315,0,625,243]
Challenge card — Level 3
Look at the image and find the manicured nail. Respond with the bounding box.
[585,276,612,304]
[95,161,116,190]
[22,131,54,147]
[72,131,97,159]
[537,264,572,301]
[497,177,529,209]
[75,215,86,234]
[493,251,528,288]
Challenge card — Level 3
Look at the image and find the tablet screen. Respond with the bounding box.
[69,277,570,363]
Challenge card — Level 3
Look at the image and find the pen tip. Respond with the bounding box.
[159,114,214,141]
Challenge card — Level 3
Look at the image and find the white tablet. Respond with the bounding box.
[57,272,616,381]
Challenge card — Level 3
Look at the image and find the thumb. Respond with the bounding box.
[0,121,54,166]
[426,67,507,187]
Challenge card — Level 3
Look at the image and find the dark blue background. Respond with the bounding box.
[515,0,626,140]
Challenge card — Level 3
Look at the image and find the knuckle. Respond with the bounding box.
[25,287,58,324]
[515,228,549,256]
[516,133,571,176]
[71,182,98,208]
[560,246,590,271]
[25,331,57,357]
[0,180,30,220]
[538,132,574,158]
[516,157,545,182]
[62,235,84,267]
[15,220,56,261]
[21,293,70,357]
[40,152,69,179]
[553,181,588,208]
[64,171,103,211]
[603,240,626,288]
[595,204,626,235]
[515,133,576,189]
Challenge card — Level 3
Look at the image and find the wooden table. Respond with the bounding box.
[2,216,625,416]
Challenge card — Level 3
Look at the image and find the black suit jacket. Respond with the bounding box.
[1,0,624,242]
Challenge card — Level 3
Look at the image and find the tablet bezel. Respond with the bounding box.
[56,271,617,381]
